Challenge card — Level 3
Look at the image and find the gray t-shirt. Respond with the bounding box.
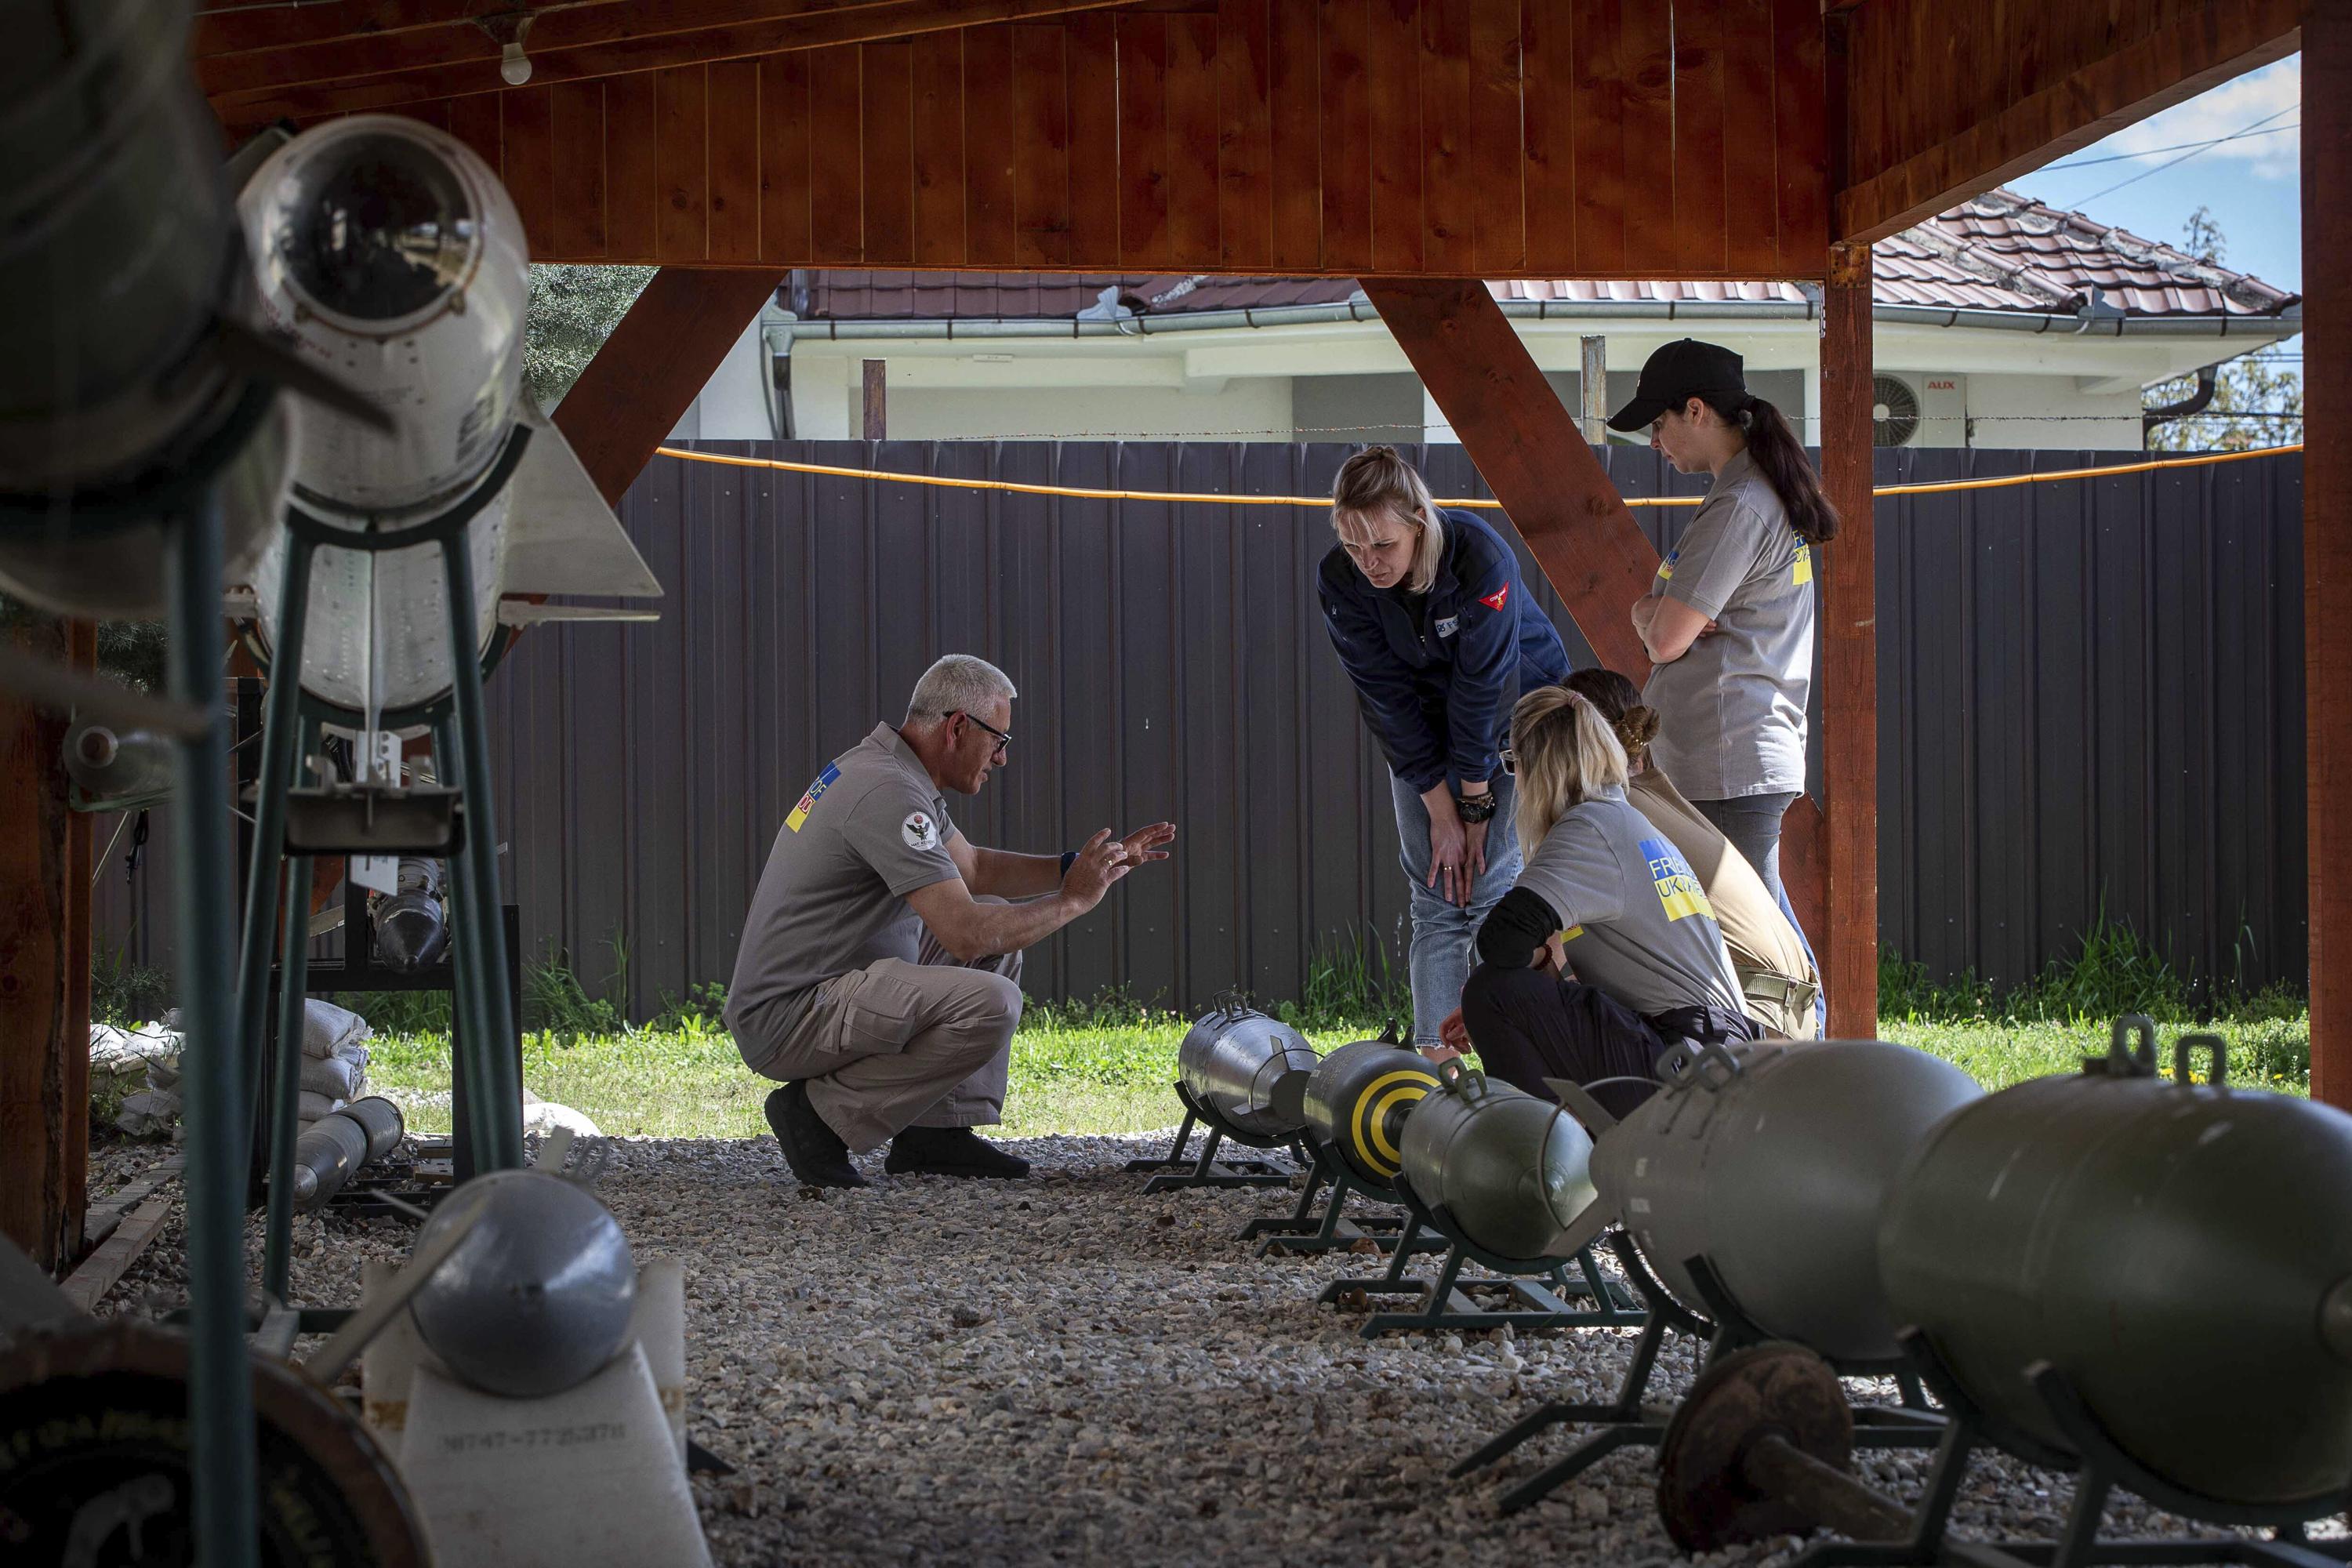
[1641,448,1815,799]
[724,723,960,1061]
[1509,786,1746,1018]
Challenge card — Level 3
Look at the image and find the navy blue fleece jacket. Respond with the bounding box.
[1317,508,1573,794]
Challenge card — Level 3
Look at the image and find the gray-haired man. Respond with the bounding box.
[725,655,1176,1187]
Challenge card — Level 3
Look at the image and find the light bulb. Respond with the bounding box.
[499,41,532,85]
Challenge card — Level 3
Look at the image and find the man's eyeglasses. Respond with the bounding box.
[957,711,1012,760]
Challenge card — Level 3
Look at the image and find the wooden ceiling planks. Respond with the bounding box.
[249,0,1831,278]
[1835,0,2303,242]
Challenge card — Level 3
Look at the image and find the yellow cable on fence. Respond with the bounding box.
[652,442,2305,510]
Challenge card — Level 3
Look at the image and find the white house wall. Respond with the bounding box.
[684,310,2288,452]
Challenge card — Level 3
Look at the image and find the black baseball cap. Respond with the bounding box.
[1606,339,1748,432]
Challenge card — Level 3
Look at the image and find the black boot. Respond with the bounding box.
[884,1125,1030,1179]
[765,1083,867,1189]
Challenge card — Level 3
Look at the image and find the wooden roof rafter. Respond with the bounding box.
[198,0,1142,125]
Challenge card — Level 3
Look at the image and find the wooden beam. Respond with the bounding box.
[2309,0,2350,1109]
[1818,240,1876,1040]
[60,1192,176,1313]
[200,0,1142,126]
[1363,278,1657,676]
[552,267,786,506]
[1834,0,2299,242]
[0,616,93,1273]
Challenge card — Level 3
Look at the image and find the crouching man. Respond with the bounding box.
[725,655,1175,1188]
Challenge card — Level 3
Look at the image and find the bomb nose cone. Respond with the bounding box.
[293,1167,318,1205]
[373,894,448,973]
[263,128,478,323]
[2321,1277,2352,1367]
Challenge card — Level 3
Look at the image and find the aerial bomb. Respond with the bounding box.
[407,1168,637,1399]
[371,857,449,972]
[0,0,292,616]
[1879,1018,2352,1505]
[292,1095,406,1211]
[1176,1002,1318,1138]
[63,720,173,805]
[1396,1062,1597,1261]
[231,114,660,715]
[1552,1038,1980,1362]
[1300,1040,1440,1187]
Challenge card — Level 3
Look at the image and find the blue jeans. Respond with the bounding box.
[1690,792,1828,1032]
[1392,772,1521,1045]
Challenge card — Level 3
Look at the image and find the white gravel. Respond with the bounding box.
[91,1131,2282,1566]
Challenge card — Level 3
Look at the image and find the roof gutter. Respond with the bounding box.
[779,297,2301,341]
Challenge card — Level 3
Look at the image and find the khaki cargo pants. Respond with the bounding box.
[749,930,1024,1153]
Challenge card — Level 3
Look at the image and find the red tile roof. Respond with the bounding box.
[797,190,2298,324]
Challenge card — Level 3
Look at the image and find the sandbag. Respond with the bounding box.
[300,998,372,1060]
[298,1090,348,1123]
[300,1051,366,1102]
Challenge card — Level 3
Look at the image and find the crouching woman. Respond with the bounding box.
[1450,686,1758,1116]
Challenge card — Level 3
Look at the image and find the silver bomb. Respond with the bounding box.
[1879,1019,2352,1504]
[1176,1003,1318,1138]
[407,1167,637,1399]
[1554,1039,1980,1361]
[1398,1062,1597,1261]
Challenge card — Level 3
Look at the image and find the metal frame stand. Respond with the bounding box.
[1455,1240,1943,1515]
[1240,1129,1448,1258]
[1123,1082,1303,1191]
[231,426,535,1312]
[1791,1334,2352,1568]
[1315,1177,1642,1339]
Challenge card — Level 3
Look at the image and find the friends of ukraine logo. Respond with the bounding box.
[1639,836,1713,923]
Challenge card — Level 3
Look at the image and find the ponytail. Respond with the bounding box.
[1563,668,1658,769]
[1700,393,1839,545]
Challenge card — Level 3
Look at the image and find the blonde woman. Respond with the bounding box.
[1564,667,1820,1039]
[1446,686,1758,1116]
[1317,446,1571,1051]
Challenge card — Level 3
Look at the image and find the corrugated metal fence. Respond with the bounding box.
[95,443,2305,1015]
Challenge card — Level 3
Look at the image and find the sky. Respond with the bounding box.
[2005,54,2302,359]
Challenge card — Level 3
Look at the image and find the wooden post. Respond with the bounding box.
[552,267,785,506]
[862,359,887,441]
[2308,0,2350,1107]
[1580,336,1609,445]
[1,616,95,1272]
[1819,241,1878,1040]
[1365,278,1657,674]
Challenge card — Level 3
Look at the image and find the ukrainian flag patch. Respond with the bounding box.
[1792,542,1813,586]
[1639,836,1714,923]
[1657,549,1679,583]
[786,764,840,832]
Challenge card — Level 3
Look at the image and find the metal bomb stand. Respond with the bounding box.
[230,425,534,1314]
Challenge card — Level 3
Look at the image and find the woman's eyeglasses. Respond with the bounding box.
[958,711,1012,760]
[1497,746,1516,776]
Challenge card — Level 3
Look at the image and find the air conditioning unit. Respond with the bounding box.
[1874,373,1967,448]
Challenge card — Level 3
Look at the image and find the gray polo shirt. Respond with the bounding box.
[1641,448,1816,800]
[1510,786,1745,1019]
[724,723,960,1062]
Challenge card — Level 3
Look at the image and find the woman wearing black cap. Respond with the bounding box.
[1607,338,1834,1017]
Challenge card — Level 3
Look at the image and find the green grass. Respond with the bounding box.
[361,1000,2312,1143]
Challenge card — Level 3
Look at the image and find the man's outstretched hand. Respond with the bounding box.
[1120,822,1178,863]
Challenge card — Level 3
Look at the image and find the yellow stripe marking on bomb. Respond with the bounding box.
[1352,1068,1439,1178]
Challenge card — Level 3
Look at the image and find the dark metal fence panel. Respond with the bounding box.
[93,444,2306,1015]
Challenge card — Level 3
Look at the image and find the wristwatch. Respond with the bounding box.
[1456,792,1498,825]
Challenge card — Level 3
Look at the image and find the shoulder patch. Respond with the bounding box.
[901,810,942,852]
[1479,583,1510,612]
[785,764,841,833]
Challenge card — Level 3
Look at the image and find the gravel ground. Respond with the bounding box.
[92,1131,2287,1567]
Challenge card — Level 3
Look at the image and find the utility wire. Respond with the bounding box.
[2040,123,2297,172]
[2068,103,2300,205]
